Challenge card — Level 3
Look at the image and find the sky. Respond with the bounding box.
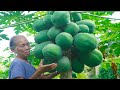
[110,11,120,23]
[0,11,120,58]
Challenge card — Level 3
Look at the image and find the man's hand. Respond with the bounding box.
[37,60,57,73]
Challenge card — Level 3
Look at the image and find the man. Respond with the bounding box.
[9,35,59,79]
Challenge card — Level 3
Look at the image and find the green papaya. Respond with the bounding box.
[78,24,89,33]
[70,11,82,22]
[47,26,62,41]
[43,15,53,29]
[64,22,79,36]
[76,20,96,33]
[51,11,70,28]
[71,57,84,73]
[34,41,52,59]
[55,32,73,50]
[33,19,47,32]
[42,43,63,62]
[73,33,98,54]
[84,49,103,67]
[74,33,98,54]
[56,56,71,72]
[34,30,50,44]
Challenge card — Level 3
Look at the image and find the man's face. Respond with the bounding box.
[14,36,31,58]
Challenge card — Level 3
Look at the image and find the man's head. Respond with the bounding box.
[9,35,31,59]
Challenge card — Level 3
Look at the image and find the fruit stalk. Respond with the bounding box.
[60,69,72,79]
[60,49,72,79]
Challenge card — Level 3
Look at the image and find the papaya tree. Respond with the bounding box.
[0,11,120,79]
[32,11,104,79]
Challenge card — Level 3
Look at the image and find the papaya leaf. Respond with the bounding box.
[113,47,120,57]
[101,62,108,70]
[113,57,120,64]
[0,34,9,40]
[14,26,23,31]
[0,30,4,33]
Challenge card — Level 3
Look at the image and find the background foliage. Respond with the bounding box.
[0,11,120,79]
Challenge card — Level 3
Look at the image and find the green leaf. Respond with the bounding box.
[113,47,120,57]
[99,45,108,53]
[0,30,4,33]
[14,26,23,31]
[100,62,110,70]
[0,34,9,40]
[110,42,119,49]
[113,57,120,64]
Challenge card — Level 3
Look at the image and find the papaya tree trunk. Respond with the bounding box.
[87,67,96,79]
[60,69,72,79]
[60,49,72,79]
[117,75,120,79]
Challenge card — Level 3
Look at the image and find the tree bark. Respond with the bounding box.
[60,49,72,79]
[87,67,96,79]
[117,75,120,79]
[60,69,72,79]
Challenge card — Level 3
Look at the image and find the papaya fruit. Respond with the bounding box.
[51,11,70,28]
[55,32,73,50]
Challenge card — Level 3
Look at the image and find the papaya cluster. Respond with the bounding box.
[33,11,103,73]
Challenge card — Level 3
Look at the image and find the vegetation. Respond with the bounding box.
[0,11,120,79]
